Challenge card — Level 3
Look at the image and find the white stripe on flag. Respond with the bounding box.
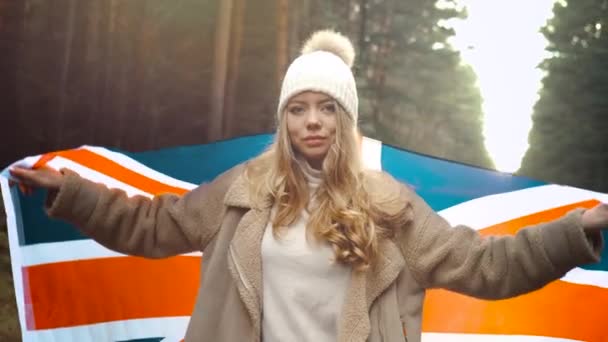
[561,267,608,289]
[84,146,197,190]
[438,184,608,230]
[21,239,202,267]
[46,156,153,198]
[22,316,190,342]
[361,137,382,171]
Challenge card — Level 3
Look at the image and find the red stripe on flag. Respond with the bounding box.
[423,280,607,341]
[479,199,600,237]
[24,256,201,330]
[50,149,188,195]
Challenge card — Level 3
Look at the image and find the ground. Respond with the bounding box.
[1,195,21,341]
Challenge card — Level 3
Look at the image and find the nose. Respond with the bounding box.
[305,110,321,129]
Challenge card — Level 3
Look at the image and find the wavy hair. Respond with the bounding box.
[245,102,410,271]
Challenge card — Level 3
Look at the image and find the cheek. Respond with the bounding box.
[328,117,338,138]
[285,116,299,141]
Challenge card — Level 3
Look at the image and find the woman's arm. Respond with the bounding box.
[399,186,604,299]
[12,164,242,258]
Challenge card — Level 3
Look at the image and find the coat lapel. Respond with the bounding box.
[224,173,271,339]
[338,238,405,342]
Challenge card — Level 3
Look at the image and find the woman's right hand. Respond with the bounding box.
[9,166,64,195]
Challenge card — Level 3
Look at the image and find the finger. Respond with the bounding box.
[9,167,27,179]
[10,167,35,183]
[9,171,26,187]
[10,165,29,172]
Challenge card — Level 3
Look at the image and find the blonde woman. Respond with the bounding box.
[10,30,608,342]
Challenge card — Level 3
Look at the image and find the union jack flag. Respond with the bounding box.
[1,134,606,342]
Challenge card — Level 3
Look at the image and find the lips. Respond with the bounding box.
[303,136,325,146]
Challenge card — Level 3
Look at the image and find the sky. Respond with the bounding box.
[443,0,557,173]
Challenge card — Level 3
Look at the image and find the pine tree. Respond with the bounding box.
[520,0,608,192]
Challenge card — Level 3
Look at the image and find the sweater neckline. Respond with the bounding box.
[295,157,322,189]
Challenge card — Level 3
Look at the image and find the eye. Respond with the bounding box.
[322,103,337,113]
[288,105,304,115]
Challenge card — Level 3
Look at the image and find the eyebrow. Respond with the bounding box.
[287,98,334,106]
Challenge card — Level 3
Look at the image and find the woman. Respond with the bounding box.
[10,30,608,342]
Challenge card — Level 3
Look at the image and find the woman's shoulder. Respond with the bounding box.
[190,163,247,200]
[360,169,432,221]
[210,163,247,187]
[184,163,250,210]
[361,169,408,197]
[361,169,427,204]
[360,169,412,212]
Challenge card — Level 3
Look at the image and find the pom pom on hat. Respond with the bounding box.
[301,30,355,68]
[277,30,358,124]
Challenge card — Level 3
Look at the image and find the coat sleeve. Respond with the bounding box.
[399,184,604,299]
[45,164,244,258]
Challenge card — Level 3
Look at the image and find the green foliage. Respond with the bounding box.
[520,0,608,191]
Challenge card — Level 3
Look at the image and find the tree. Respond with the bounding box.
[209,0,234,140]
[520,0,608,192]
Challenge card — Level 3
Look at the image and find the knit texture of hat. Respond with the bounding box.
[277,30,358,124]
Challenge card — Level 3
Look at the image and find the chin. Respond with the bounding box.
[302,150,328,161]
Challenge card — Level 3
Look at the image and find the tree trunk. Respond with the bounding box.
[55,0,77,147]
[209,0,234,141]
[223,0,246,137]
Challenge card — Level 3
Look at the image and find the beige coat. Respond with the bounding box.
[47,164,603,342]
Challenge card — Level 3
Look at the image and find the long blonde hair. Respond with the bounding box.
[245,104,410,271]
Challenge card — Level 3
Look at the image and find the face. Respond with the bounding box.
[285,91,338,169]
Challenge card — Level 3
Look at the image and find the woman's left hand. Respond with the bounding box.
[582,203,608,232]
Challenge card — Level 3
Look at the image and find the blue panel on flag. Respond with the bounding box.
[380,144,545,211]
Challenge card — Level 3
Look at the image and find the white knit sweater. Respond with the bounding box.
[261,161,352,342]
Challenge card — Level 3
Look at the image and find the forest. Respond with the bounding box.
[1,0,606,339]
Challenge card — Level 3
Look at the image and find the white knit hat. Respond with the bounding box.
[277,30,358,124]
